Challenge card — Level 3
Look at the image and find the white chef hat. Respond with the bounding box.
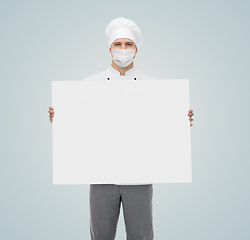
[105,17,144,48]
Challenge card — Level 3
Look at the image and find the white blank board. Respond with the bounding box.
[52,79,192,184]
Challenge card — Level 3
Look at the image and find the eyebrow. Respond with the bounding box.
[113,41,134,44]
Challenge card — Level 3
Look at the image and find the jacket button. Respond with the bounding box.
[134,78,137,80]
[107,77,110,80]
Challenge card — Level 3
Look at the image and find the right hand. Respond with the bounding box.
[48,106,55,123]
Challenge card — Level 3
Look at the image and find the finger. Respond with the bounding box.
[190,123,193,127]
[49,106,54,110]
[189,118,193,122]
[188,113,194,117]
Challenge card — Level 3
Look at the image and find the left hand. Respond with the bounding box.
[187,109,194,127]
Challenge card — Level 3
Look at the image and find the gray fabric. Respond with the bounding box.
[89,184,154,240]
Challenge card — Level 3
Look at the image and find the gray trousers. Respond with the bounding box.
[89,184,154,240]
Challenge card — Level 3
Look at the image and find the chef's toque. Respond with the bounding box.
[105,17,144,48]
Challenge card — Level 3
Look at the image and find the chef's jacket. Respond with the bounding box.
[84,65,155,81]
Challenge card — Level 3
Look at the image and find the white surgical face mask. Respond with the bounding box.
[111,48,136,68]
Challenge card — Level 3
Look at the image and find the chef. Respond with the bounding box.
[48,17,194,240]
[83,17,154,82]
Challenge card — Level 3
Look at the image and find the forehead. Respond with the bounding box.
[112,38,135,44]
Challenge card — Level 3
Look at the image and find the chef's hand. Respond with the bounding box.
[187,109,194,127]
[48,107,195,125]
[48,106,55,123]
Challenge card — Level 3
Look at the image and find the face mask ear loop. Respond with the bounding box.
[133,48,136,60]
[132,48,136,62]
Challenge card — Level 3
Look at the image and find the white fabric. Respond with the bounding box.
[109,27,137,48]
[84,65,154,185]
[105,17,144,48]
[111,48,136,68]
[84,65,155,81]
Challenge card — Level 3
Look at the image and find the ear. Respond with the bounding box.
[109,47,113,59]
[135,47,138,54]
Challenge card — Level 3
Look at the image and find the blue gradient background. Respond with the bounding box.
[1,0,249,239]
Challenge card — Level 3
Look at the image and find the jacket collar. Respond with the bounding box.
[109,65,136,77]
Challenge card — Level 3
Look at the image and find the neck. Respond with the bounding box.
[111,61,134,76]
